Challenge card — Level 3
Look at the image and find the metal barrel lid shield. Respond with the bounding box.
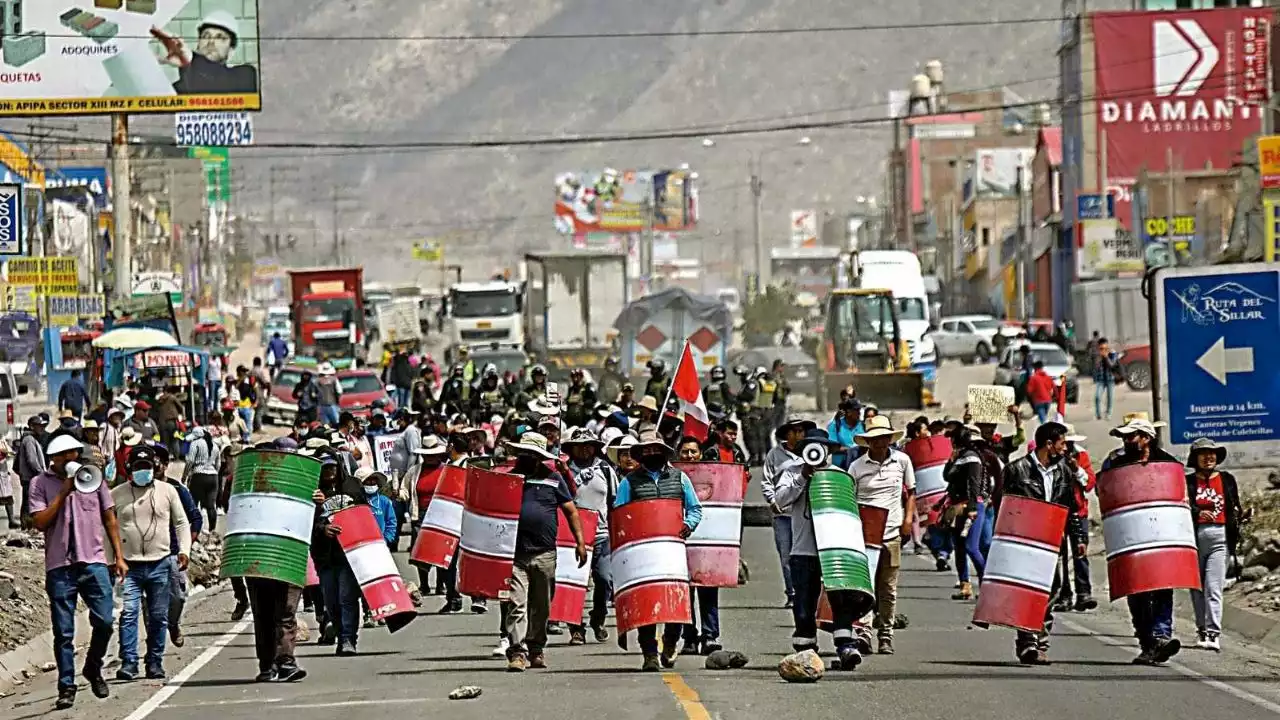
[610,498,692,636]
[409,466,467,569]
[675,461,746,588]
[972,495,1069,632]
[458,468,524,599]
[549,511,599,624]
[331,505,417,633]
[817,503,888,629]
[221,450,323,588]
[1098,461,1200,601]
[808,467,873,604]
[904,435,952,525]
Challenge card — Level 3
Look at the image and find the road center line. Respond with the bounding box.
[662,672,712,720]
[1060,618,1280,716]
[124,619,250,720]
[281,698,447,709]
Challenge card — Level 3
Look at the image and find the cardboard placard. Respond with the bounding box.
[967,384,1016,425]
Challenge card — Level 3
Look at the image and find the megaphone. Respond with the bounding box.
[801,443,829,467]
[71,462,104,494]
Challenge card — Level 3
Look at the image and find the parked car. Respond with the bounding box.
[1117,344,1152,391]
[0,365,23,440]
[928,314,1020,363]
[993,341,1080,404]
[263,365,395,425]
[727,345,818,398]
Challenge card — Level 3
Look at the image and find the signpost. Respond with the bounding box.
[1155,263,1280,464]
[1076,193,1114,220]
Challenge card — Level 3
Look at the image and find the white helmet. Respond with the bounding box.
[199,10,241,47]
[754,366,769,378]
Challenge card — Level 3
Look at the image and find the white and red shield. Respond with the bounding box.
[549,511,599,625]
[305,555,319,588]
[331,505,416,633]
[457,468,524,600]
[1098,461,1200,601]
[904,436,952,525]
[675,461,746,587]
[611,498,692,635]
[972,495,1068,632]
[818,504,888,630]
[409,466,467,569]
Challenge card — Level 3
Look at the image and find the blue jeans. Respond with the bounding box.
[680,587,721,643]
[1094,378,1114,419]
[1033,403,1051,423]
[119,559,173,671]
[320,404,341,427]
[46,563,114,690]
[319,564,361,645]
[237,407,254,441]
[572,536,613,632]
[394,387,410,410]
[1127,590,1174,649]
[963,502,994,580]
[926,524,952,560]
[772,514,794,600]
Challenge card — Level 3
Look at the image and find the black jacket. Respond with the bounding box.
[1187,469,1243,555]
[999,452,1086,546]
[944,448,989,505]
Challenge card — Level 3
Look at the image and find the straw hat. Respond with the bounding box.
[636,395,661,414]
[1120,411,1166,428]
[354,467,388,485]
[1187,437,1227,466]
[633,429,673,457]
[605,435,638,465]
[774,414,817,439]
[528,397,561,416]
[505,431,557,459]
[317,362,336,376]
[1062,423,1086,444]
[413,434,448,455]
[46,434,83,458]
[562,427,604,448]
[854,415,904,446]
[121,427,143,447]
[1110,416,1157,439]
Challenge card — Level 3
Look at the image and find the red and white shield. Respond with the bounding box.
[458,468,524,600]
[675,462,746,588]
[409,466,467,569]
[611,498,692,635]
[904,436,952,525]
[549,511,599,624]
[972,495,1068,632]
[331,505,417,633]
[1098,461,1200,601]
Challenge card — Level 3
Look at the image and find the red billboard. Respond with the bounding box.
[1093,8,1270,227]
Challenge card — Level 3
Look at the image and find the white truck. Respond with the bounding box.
[376,298,423,347]
[447,280,525,348]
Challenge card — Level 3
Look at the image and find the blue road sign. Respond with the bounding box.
[1077,193,1114,221]
[1157,264,1280,445]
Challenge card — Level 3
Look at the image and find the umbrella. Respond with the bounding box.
[92,327,179,349]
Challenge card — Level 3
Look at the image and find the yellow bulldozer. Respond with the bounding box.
[817,288,927,412]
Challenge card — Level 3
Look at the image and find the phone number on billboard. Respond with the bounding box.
[175,115,254,147]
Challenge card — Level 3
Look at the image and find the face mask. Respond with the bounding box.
[640,454,666,472]
[363,485,379,496]
[515,454,539,471]
[131,468,155,487]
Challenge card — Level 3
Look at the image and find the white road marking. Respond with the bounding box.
[122,619,250,720]
[1060,618,1280,716]
[280,698,445,709]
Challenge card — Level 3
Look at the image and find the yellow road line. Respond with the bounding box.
[662,672,713,720]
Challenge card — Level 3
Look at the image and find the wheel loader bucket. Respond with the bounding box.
[821,371,925,411]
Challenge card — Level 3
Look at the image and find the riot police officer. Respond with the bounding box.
[770,358,790,435]
[562,368,597,428]
[743,366,777,466]
[597,356,627,405]
[470,364,507,424]
[440,364,468,411]
[703,365,735,409]
[518,364,550,409]
[644,358,669,401]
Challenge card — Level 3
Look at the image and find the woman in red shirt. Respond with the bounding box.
[1185,438,1242,653]
[412,436,449,594]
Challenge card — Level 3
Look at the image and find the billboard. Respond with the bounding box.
[0,184,22,256]
[45,167,110,208]
[789,210,818,248]
[0,1,261,117]
[973,148,1034,196]
[1079,219,1143,277]
[1260,135,1280,189]
[554,169,697,235]
[1093,8,1269,227]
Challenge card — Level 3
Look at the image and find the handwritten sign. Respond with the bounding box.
[139,351,197,369]
[967,384,1016,425]
[373,432,402,472]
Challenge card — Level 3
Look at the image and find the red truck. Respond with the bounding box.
[287,267,366,369]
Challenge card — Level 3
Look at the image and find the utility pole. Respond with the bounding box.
[268,165,299,257]
[750,158,765,287]
[328,185,358,265]
[111,115,131,302]
[1016,165,1029,321]
[1166,146,1176,267]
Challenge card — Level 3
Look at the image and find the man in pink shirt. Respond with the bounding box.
[28,434,128,710]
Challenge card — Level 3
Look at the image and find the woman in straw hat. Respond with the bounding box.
[1185,438,1243,652]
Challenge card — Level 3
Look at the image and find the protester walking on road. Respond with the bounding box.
[165,452,201,649]
[1025,361,1055,423]
[563,427,616,645]
[316,363,343,427]
[1092,338,1121,421]
[1186,437,1242,653]
[313,455,361,655]
[183,426,222,531]
[29,434,127,709]
[17,414,48,524]
[763,416,815,609]
[58,369,89,419]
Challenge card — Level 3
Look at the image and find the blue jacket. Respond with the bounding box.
[267,336,290,362]
[366,493,398,544]
[827,416,863,466]
[614,468,703,532]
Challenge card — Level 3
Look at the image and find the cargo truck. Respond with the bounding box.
[447,279,525,348]
[288,267,365,369]
[523,250,628,383]
[376,298,423,349]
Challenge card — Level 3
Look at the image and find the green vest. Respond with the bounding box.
[626,468,685,501]
[754,379,776,409]
[704,384,724,406]
[645,377,668,400]
[566,386,585,408]
[481,388,504,408]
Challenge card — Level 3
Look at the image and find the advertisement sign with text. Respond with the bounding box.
[44,167,110,208]
[789,210,818,248]
[554,169,697,235]
[1079,218,1143,277]
[0,184,22,255]
[0,1,262,117]
[973,148,1034,197]
[1093,8,1269,228]
[1260,135,1280,189]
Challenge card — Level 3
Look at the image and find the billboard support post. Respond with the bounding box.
[1016,166,1028,321]
[111,114,131,303]
[1166,146,1176,268]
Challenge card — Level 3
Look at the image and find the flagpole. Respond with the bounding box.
[660,339,688,414]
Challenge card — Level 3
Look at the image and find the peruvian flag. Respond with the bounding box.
[1053,375,1068,423]
[671,340,710,442]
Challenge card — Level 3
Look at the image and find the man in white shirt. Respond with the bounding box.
[849,416,915,656]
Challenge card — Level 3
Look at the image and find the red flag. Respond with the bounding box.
[672,341,709,442]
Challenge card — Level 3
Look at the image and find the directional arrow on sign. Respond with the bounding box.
[1196,337,1255,385]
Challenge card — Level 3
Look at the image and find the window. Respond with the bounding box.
[970,318,1002,331]
[0,372,14,400]
[339,374,385,394]
[300,298,356,323]
[941,321,959,333]
[981,228,990,247]
[273,370,302,391]
[896,298,926,321]
[450,290,519,318]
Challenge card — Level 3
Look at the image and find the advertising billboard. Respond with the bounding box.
[0,1,261,117]
[789,209,818,248]
[554,169,697,235]
[44,166,110,207]
[0,184,22,256]
[1093,8,1269,227]
[973,148,1034,196]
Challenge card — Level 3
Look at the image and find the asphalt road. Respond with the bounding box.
[9,527,1280,720]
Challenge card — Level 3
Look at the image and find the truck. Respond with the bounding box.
[523,250,628,382]
[375,298,423,349]
[818,288,924,411]
[613,287,733,382]
[447,279,525,349]
[288,267,365,369]
[771,246,842,307]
